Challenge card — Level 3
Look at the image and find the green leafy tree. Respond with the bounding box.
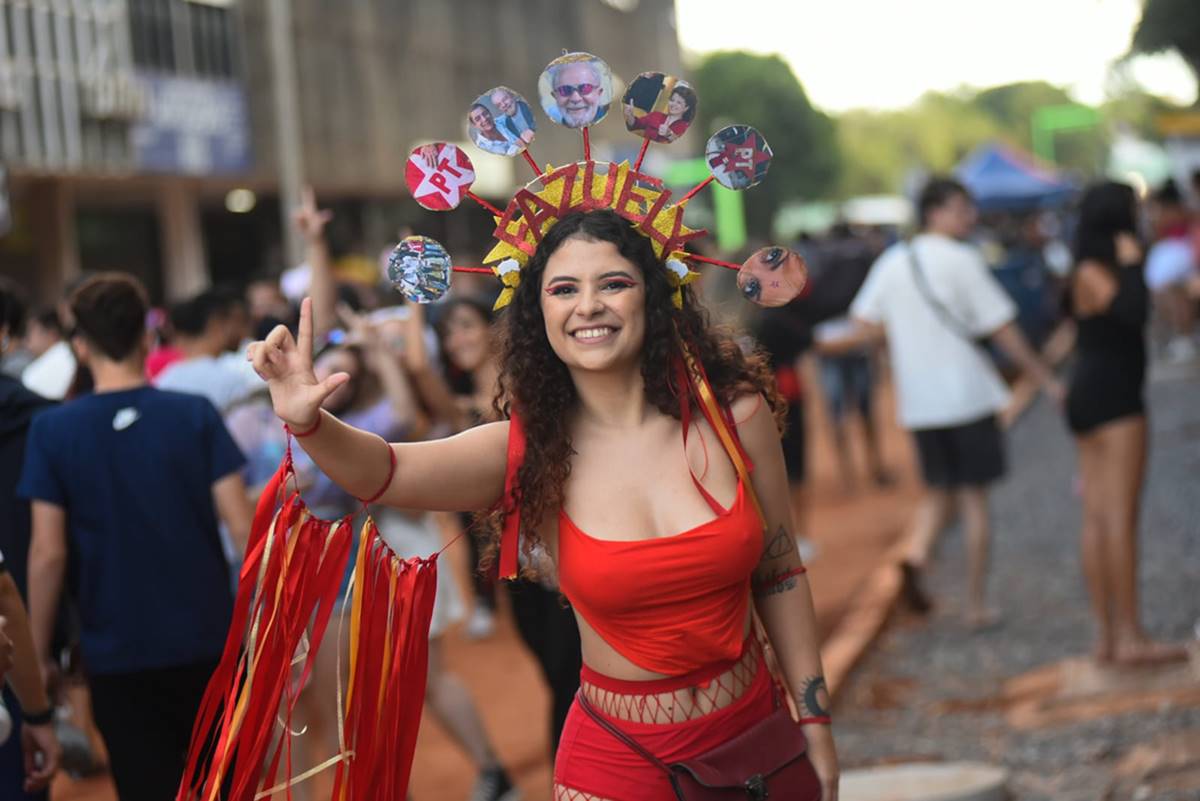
[1102,88,1182,138]
[836,83,1123,197]
[1131,0,1200,105]
[973,82,1107,173]
[835,91,1000,197]
[691,52,840,238]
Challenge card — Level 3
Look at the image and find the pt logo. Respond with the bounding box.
[406,143,477,211]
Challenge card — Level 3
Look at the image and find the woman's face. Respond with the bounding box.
[667,91,687,117]
[314,347,361,414]
[442,304,491,373]
[737,246,807,307]
[540,237,646,375]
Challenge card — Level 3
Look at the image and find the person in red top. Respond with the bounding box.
[625,85,697,143]
[249,209,838,801]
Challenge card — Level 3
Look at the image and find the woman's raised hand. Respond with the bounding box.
[247,297,349,429]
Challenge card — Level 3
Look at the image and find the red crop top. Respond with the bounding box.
[496,353,767,676]
[556,473,762,675]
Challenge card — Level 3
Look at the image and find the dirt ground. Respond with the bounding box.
[54,366,920,801]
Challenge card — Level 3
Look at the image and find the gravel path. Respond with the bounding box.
[834,367,1200,801]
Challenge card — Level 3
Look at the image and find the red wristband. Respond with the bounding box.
[797,715,831,726]
[286,413,323,438]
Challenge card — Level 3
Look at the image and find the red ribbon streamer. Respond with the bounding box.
[178,444,439,801]
[497,410,526,580]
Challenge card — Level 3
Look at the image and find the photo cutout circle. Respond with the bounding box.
[405,143,476,210]
[466,86,537,157]
[538,52,614,130]
[705,125,773,190]
[737,246,807,307]
[622,72,697,144]
[386,235,452,304]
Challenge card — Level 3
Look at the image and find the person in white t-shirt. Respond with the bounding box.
[823,178,1063,628]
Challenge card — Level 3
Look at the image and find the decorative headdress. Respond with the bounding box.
[391,51,807,312]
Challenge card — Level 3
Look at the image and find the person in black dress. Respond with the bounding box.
[1066,182,1186,666]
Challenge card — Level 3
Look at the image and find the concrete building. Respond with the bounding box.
[1,0,687,304]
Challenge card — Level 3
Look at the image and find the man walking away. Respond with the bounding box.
[20,274,253,801]
[828,178,1062,628]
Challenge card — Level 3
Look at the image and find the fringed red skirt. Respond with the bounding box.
[553,641,775,800]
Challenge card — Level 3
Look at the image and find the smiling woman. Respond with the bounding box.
[246,206,839,800]
[489,209,779,541]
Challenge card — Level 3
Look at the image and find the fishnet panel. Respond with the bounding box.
[554,785,616,801]
[580,642,761,724]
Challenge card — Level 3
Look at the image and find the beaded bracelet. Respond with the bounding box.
[797,715,832,726]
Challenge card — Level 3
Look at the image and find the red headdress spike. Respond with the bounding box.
[633,138,651,173]
[521,149,542,178]
[677,174,715,205]
[465,191,504,217]
[687,253,741,271]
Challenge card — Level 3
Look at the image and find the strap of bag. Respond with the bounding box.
[906,241,983,346]
[677,342,802,723]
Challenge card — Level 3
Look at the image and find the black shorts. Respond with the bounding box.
[912,415,1006,488]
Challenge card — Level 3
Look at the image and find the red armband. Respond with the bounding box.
[754,565,808,591]
[357,438,397,505]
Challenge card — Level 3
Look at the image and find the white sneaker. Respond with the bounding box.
[465,605,496,640]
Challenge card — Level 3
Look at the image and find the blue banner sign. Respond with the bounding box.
[132,73,251,175]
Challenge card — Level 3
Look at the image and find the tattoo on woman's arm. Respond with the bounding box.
[798,675,830,718]
[761,525,794,561]
[752,566,803,597]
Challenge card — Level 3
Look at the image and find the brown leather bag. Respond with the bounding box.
[577,690,821,801]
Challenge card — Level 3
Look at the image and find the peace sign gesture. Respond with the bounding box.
[247,297,348,430]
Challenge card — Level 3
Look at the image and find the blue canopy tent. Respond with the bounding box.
[956,144,1075,211]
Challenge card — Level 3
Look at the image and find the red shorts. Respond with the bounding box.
[553,645,776,800]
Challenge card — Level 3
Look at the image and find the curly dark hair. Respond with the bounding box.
[485,208,783,561]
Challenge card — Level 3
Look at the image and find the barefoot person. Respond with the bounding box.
[1066,182,1187,666]
[248,209,838,800]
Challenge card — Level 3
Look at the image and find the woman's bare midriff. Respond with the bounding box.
[573,607,758,723]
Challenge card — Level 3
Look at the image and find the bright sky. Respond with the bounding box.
[674,0,1197,112]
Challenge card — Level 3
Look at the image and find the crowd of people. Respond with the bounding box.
[0,190,591,800]
[761,175,1198,658]
[0,169,1195,801]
